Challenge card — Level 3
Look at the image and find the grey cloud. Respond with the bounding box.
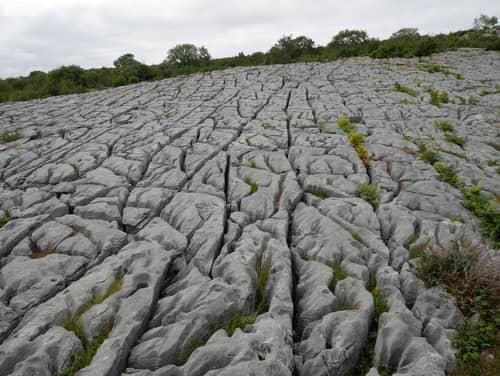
[0,0,498,78]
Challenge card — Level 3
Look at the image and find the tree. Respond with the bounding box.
[473,14,498,29]
[113,53,139,68]
[165,44,210,65]
[330,30,369,46]
[268,35,315,63]
[390,28,420,39]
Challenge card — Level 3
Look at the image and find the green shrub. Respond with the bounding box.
[435,120,454,133]
[453,320,496,363]
[392,84,416,96]
[463,185,500,246]
[444,133,465,147]
[433,163,462,188]
[358,183,380,206]
[337,116,355,133]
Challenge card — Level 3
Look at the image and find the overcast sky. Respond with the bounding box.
[0,0,498,78]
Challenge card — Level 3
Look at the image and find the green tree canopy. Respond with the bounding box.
[330,30,370,46]
[113,53,140,68]
[391,28,420,39]
[473,14,498,29]
[165,44,211,65]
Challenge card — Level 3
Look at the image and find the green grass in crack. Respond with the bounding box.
[422,149,440,164]
[306,187,328,200]
[434,120,454,133]
[433,163,463,189]
[336,116,355,133]
[249,160,257,168]
[427,87,449,106]
[244,178,258,193]
[255,255,272,313]
[463,185,500,246]
[358,182,380,206]
[0,209,11,228]
[392,84,416,97]
[444,133,465,147]
[327,261,348,291]
[0,131,22,143]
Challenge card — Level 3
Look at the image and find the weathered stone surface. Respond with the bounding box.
[0,49,498,375]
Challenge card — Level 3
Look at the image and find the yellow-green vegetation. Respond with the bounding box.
[392,83,416,96]
[222,311,258,336]
[0,131,22,143]
[480,90,490,96]
[426,87,449,106]
[351,231,364,244]
[358,182,380,206]
[338,302,356,310]
[244,178,258,193]
[444,133,465,147]
[57,278,122,376]
[415,244,499,373]
[336,116,355,133]
[306,187,328,200]
[484,142,500,151]
[327,261,348,291]
[0,209,11,228]
[434,120,454,133]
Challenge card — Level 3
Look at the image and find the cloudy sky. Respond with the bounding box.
[0,0,498,78]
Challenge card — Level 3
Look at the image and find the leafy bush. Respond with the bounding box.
[358,183,380,206]
[463,185,500,246]
[453,320,497,363]
[445,133,465,147]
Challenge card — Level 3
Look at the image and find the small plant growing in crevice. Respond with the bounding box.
[336,116,355,133]
[433,163,463,189]
[0,209,11,228]
[338,301,356,311]
[223,311,258,337]
[319,121,328,133]
[392,83,416,96]
[399,99,415,104]
[306,187,328,200]
[427,87,449,106]
[469,96,479,105]
[351,232,364,244]
[0,131,22,143]
[244,178,258,194]
[255,255,272,314]
[423,149,440,164]
[484,142,500,151]
[438,148,465,159]
[434,120,454,133]
[479,90,490,97]
[327,261,348,291]
[358,182,380,206]
[249,160,257,168]
[444,133,465,147]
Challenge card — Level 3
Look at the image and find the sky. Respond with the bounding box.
[0,0,498,78]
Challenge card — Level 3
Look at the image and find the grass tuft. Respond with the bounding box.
[435,120,454,133]
[0,131,22,143]
[244,178,258,194]
[392,84,416,96]
[306,187,328,200]
[444,133,465,147]
[433,163,463,189]
[358,183,380,206]
[336,116,355,133]
[327,261,348,291]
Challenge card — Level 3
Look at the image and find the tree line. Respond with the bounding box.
[0,15,498,103]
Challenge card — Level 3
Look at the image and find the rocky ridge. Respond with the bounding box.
[0,48,499,376]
